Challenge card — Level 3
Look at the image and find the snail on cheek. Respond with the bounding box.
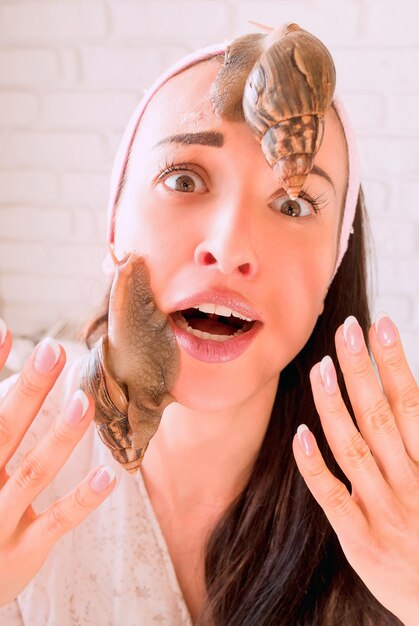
[80,246,180,473]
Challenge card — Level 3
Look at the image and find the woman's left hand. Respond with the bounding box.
[293,313,419,626]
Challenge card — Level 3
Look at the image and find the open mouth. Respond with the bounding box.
[171,304,256,343]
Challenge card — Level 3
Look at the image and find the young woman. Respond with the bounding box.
[0,27,417,626]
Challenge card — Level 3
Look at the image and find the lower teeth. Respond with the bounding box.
[186,326,244,342]
[175,314,247,342]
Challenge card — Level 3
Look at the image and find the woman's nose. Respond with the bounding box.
[193,202,259,278]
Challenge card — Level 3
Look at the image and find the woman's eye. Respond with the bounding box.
[163,171,206,193]
[270,196,312,217]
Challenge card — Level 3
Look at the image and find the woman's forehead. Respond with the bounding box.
[136,60,223,146]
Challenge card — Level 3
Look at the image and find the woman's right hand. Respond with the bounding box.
[0,324,116,607]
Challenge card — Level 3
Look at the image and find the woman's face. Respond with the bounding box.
[114,59,348,412]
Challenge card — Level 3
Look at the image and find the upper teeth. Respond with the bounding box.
[192,303,252,322]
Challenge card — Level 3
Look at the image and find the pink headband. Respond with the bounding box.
[106,41,360,280]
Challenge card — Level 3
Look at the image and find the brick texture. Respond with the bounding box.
[0,49,60,86]
[0,0,418,379]
[109,1,229,48]
[0,2,108,42]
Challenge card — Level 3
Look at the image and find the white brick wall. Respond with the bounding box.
[0,48,60,85]
[0,0,418,379]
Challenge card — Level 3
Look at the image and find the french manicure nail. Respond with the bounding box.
[374,312,397,347]
[320,355,337,395]
[90,466,116,493]
[343,316,363,354]
[34,337,61,373]
[65,390,89,425]
[297,424,315,456]
[0,318,7,347]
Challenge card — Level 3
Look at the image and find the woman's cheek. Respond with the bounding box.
[268,259,332,353]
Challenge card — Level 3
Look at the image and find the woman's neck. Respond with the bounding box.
[141,374,279,513]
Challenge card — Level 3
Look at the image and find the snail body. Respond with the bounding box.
[80,251,180,473]
[211,23,336,198]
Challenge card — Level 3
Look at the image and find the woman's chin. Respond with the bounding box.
[169,362,257,412]
[171,377,243,413]
[169,359,280,415]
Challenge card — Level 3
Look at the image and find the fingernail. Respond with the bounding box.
[343,316,363,354]
[297,424,315,456]
[0,318,7,347]
[320,355,337,395]
[374,312,397,347]
[34,337,61,373]
[65,390,89,425]
[90,466,116,493]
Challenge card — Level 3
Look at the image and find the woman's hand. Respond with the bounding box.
[0,324,116,607]
[293,313,419,626]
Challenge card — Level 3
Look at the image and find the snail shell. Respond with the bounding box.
[79,336,146,472]
[79,251,180,473]
[211,23,336,198]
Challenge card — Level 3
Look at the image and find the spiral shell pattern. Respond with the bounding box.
[211,23,336,198]
[79,251,180,473]
[79,336,147,473]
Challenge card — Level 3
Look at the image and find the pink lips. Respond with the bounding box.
[168,289,263,363]
[171,321,262,363]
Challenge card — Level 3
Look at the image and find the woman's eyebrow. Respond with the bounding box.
[152,132,334,191]
[153,130,224,148]
[311,165,335,192]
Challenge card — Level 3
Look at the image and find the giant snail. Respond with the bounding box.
[211,22,336,199]
[79,249,180,473]
[79,24,336,473]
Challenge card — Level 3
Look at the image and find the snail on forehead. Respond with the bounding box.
[210,23,336,199]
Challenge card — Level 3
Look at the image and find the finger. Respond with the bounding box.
[335,316,413,487]
[0,318,13,370]
[292,425,369,553]
[0,389,94,537]
[21,464,116,552]
[369,313,419,462]
[0,337,66,468]
[309,359,395,519]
